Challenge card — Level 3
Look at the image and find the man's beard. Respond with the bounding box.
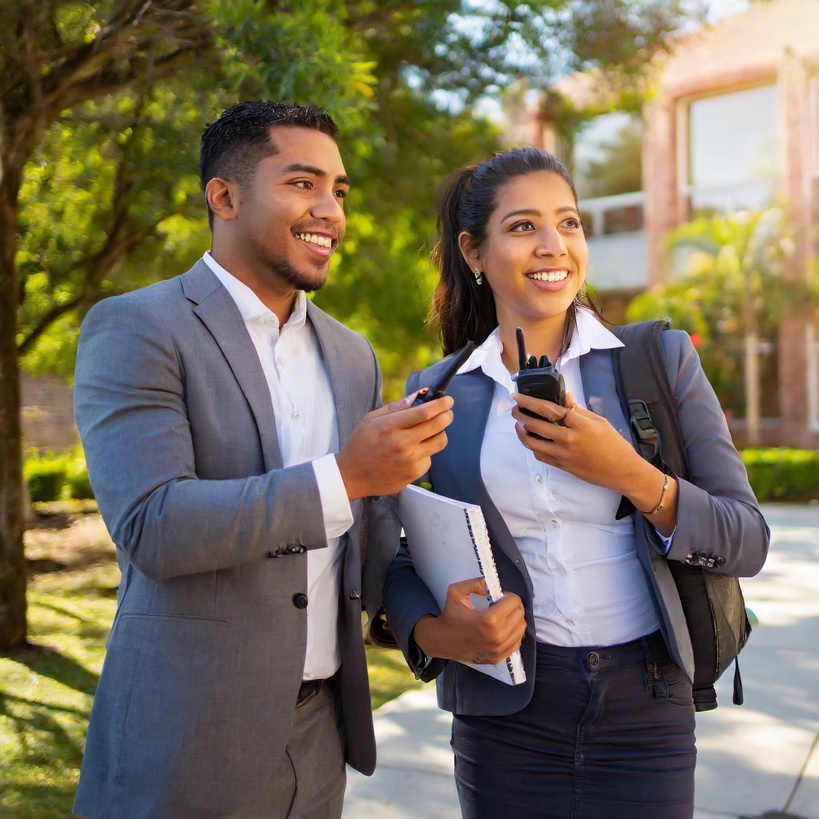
[253,240,329,293]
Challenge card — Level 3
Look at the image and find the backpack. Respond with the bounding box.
[610,320,752,712]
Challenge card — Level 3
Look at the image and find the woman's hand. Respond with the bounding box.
[413,577,526,666]
[511,391,678,536]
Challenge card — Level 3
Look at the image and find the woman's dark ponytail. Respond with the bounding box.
[431,167,498,354]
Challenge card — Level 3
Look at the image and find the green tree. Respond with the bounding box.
[0,0,217,651]
[1,0,688,649]
[627,208,796,440]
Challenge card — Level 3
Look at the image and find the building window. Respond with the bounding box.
[573,112,643,201]
[686,84,778,215]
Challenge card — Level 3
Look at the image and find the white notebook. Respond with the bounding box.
[397,484,526,686]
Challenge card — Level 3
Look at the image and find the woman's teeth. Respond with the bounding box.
[527,270,568,282]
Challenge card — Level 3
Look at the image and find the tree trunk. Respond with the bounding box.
[0,157,27,650]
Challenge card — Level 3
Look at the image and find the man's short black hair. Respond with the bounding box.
[199,101,340,226]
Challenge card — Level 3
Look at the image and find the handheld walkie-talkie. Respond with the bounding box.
[412,340,476,406]
[511,327,565,436]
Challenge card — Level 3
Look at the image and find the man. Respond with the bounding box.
[72,101,453,818]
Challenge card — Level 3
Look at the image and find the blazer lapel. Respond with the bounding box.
[435,370,526,565]
[307,302,355,447]
[181,262,284,471]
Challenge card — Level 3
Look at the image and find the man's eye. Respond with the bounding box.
[335,189,348,200]
[295,180,313,189]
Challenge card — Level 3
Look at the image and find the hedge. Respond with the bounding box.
[23,445,94,503]
[741,447,819,503]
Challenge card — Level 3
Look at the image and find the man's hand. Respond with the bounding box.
[413,578,526,666]
[336,393,454,500]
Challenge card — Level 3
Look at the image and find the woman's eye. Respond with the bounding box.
[511,221,534,232]
[562,218,582,230]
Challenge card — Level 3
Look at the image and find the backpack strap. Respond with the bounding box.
[610,319,690,482]
[609,319,745,709]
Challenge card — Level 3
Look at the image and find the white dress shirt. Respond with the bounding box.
[461,308,660,647]
[204,252,355,679]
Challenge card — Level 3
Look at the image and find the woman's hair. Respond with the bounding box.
[431,145,597,355]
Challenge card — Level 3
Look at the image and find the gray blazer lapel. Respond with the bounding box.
[180,262,284,471]
[307,302,355,447]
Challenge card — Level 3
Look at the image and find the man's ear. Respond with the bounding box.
[458,231,478,269]
[206,177,240,222]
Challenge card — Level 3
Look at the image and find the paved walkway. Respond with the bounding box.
[343,504,819,819]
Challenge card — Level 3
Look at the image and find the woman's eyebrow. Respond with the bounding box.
[500,208,541,223]
[500,205,578,223]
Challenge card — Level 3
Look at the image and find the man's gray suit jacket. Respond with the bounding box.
[72,261,398,818]
[383,329,769,716]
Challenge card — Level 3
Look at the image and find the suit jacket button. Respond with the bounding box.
[293,593,308,609]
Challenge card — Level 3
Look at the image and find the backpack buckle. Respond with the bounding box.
[628,399,660,459]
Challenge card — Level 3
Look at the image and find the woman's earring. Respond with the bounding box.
[473,268,484,285]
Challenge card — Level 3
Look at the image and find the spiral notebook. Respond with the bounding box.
[397,484,526,686]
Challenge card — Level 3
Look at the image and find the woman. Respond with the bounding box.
[382,146,769,818]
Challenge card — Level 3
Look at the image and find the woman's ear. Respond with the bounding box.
[458,231,479,270]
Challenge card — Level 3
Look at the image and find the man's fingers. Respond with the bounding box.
[371,394,454,425]
[379,393,419,414]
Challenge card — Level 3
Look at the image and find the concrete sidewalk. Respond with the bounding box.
[343,504,819,819]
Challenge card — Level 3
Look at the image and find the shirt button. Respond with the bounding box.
[535,475,543,485]
[292,411,300,420]
[276,356,284,365]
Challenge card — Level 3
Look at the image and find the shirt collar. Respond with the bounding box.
[202,251,307,331]
[459,306,623,378]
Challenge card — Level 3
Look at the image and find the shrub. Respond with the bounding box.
[23,445,94,502]
[24,451,68,502]
[741,447,819,502]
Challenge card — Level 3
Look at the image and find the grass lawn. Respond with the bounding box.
[0,505,422,818]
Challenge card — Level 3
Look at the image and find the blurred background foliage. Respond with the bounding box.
[8,0,689,399]
[626,208,802,419]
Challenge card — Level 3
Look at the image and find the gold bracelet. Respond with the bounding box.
[642,473,669,515]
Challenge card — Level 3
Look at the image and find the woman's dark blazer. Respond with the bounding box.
[382,329,770,716]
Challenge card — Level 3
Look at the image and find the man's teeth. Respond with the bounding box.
[527,270,568,282]
[297,233,332,248]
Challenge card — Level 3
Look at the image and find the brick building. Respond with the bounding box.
[508,0,819,448]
